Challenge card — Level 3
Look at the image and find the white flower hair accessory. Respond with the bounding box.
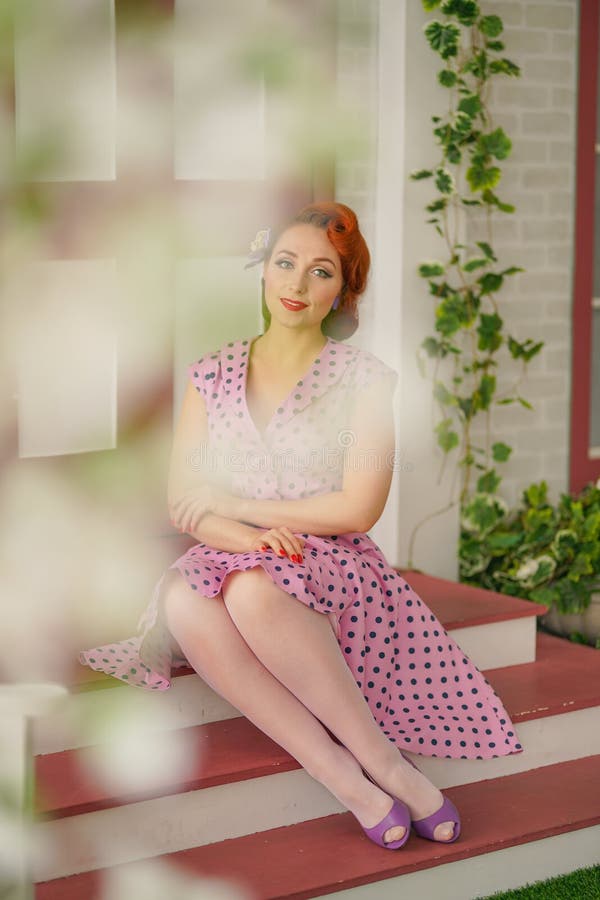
[245,227,271,269]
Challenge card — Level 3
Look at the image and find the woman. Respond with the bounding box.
[80,201,523,850]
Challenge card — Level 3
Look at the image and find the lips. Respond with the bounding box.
[280,298,308,311]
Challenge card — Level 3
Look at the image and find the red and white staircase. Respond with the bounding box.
[31,571,600,899]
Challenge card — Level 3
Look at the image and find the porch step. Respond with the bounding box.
[33,572,545,755]
[32,632,600,880]
[34,755,600,900]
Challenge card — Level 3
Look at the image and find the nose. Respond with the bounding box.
[288,271,308,295]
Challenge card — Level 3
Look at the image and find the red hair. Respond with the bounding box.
[264,201,370,339]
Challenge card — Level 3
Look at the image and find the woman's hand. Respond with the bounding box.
[246,526,306,562]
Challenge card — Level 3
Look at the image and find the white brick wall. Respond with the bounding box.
[466,0,577,509]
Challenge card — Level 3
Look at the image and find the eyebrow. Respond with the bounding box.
[276,249,338,269]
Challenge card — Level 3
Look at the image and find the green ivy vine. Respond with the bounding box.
[407,0,544,567]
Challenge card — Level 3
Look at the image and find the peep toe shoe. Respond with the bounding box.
[359,797,411,850]
[400,751,461,843]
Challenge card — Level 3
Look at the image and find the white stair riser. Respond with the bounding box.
[311,825,600,900]
[33,617,537,755]
[450,616,537,671]
[33,770,344,882]
[402,706,600,787]
[32,675,241,755]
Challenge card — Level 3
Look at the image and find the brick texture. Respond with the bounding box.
[466,1,577,508]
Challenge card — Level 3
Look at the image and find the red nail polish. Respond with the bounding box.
[260,545,268,551]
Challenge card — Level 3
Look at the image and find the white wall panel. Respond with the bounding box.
[174,0,266,181]
[174,256,261,417]
[17,259,117,457]
[14,0,116,181]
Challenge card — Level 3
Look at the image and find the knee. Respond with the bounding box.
[222,567,279,619]
[162,570,210,635]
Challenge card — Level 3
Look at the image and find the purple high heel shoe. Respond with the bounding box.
[400,751,461,843]
[360,797,412,850]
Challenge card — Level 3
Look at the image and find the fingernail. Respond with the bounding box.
[260,545,268,551]
[291,554,298,562]
[278,549,287,556]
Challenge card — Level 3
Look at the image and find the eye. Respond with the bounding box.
[275,258,293,270]
[312,267,333,279]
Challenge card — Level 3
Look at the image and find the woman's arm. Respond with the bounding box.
[168,380,262,553]
[216,374,397,535]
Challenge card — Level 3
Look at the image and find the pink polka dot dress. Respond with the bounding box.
[79,336,523,761]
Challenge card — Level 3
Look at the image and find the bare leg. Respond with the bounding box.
[222,567,456,841]
[162,569,407,844]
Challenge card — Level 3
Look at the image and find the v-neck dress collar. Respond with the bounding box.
[221,335,356,445]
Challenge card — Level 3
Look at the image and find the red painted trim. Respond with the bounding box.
[571,0,600,491]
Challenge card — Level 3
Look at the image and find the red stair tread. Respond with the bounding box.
[486,629,600,722]
[36,632,600,821]
[35,716,295,819]
[71,569,545,691]
[35,755,600,900]
[396,570,546,629]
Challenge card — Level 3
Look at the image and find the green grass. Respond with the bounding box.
[475,864,600,899]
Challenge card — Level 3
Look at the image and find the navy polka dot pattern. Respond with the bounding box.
[79,337,523,760]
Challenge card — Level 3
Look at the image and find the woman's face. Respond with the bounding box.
[263,223,343,332]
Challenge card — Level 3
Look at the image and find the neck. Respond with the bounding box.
[253,324,328,367]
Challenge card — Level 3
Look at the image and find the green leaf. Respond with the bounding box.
[477,469,501,493]
[529,585,560,607]
[435,293,475,336]
[479,14,503,37]
[507,336,544,363]
[435,417,460,452]
[482,127,512,160]
[458,93,482,118]
[426,197,448,213]
[517,396,533,410]
[424,21,461,59]
[466,163,501,191]
[433,380,456,406]
[438,69,458,87]
[453,110,473,135]
[446,143,462,164]
[463,257,488,272]
[476,373,496,409]
[476,241,496,260]
[492,441,512,462]
[410,168,434,180]
[477,312,503,352]
[490,57,520,77]
[486,40,505,52]
[478,272,504,294]
[435,167,455,194]
[461,49,488,79]
[419,261,446,277]
[482,188,515,213]
[501,266,525,276]
[441,0,480,26]
[422,337,443,358]
[422,0,442,10]
[524,481,548,508]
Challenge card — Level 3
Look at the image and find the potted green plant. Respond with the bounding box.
[459,479,600,648]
